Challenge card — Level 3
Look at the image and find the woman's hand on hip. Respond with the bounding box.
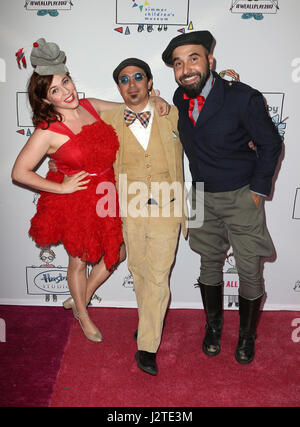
[60,171,90,194]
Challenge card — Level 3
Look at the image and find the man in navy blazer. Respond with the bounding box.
[162,31,282,364]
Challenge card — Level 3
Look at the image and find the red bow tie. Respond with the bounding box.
[183,93,205,126]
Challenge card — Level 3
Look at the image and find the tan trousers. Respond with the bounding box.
[122,210,181,353]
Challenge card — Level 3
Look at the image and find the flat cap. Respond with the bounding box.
[162,30,214,65]
[30,38,68,76]
[113,58,153,84]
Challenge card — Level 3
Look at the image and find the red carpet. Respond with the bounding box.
[1,306,300,407]
[50,308,300,407]
[0,306,73,407]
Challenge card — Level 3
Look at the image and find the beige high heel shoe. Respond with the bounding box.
[77,311,102,343]
[63,297,79,319]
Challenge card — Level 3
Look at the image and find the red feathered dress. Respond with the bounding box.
[29,99,123,270]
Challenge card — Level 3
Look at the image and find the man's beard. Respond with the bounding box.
[178,65,210,98]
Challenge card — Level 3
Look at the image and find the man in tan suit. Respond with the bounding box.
[101,58,186,375]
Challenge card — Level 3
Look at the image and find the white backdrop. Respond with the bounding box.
[0,0,299,310]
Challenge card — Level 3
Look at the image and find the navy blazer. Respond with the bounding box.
[173,71,282,196]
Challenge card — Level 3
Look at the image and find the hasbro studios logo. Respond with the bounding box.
[230,0,279,20]
[26,267,69,295]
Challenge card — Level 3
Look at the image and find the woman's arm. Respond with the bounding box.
[88,98,123,115]
[11,129,90,194]
[88,92,170,117]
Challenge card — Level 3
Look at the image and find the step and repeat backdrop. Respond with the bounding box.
[0,0,299,310]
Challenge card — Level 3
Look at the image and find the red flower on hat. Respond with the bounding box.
[33,42,39,47]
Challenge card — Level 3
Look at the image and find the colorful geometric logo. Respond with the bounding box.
[131,0,150,13]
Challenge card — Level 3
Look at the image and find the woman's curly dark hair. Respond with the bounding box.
[27,72,70,129]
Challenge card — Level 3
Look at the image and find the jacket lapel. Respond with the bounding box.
[196,72,225,128]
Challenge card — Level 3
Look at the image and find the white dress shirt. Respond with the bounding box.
[126,101,154,151]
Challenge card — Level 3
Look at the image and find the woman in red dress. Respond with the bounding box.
[12,39,169,343]
[12,39,128,342]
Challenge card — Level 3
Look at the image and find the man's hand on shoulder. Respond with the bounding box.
[150,89,171,116]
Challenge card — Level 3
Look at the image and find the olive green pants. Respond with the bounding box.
[189,185,274,300]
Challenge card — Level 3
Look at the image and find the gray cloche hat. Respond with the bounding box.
[162,31,214,65]
[30,38,68,76]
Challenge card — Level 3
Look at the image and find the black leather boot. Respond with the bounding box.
[197,279,223,356]
[235,295,263,364]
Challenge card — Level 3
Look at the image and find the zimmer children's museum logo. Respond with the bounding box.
[115,0,192,35]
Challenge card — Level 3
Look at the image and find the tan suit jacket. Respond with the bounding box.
[101,104,187,237]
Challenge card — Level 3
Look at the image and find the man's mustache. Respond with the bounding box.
[179,72,202,84]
